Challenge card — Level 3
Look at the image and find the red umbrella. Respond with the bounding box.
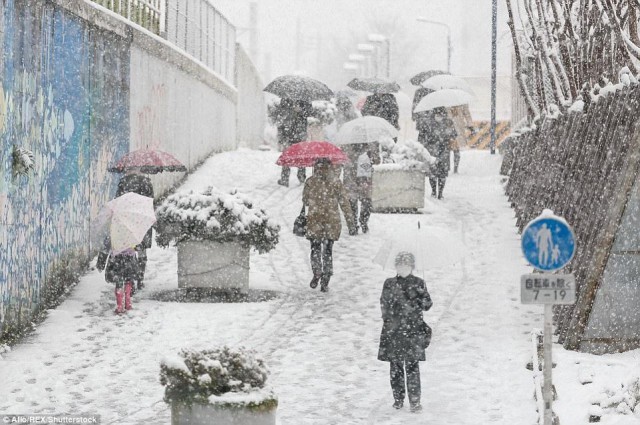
[108,149,187,174]
[276,141,349,167]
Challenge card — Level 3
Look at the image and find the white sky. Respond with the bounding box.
[212,0,512,84]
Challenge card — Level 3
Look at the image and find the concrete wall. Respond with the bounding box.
[0,0,130,335]
[0,0,261,338]
[235,44,266,148]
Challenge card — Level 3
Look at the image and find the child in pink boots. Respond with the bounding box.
[96,238,140,314]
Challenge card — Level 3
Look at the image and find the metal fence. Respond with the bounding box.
[92,0,162,34]
[90,0,237,84]
[164,0,236,83]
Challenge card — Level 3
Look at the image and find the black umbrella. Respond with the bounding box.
[347,77,400,94]
[264,75,333,101]
[409,70,448,86]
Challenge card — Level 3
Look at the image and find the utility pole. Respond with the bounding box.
[249,2,258,62]
[295,17,302,70]
[490,0,498,155]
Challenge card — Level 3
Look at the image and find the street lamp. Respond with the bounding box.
[368,33,391,78]
[357,43,375,78]
[416,17,452,73]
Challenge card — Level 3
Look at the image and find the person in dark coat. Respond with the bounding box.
[361,93,400,131]
[335,94,359,130]
[302,158,356,292]
[422,107,457,199]
[275,98,313,187]
[96,237,140,314]
[378,252,432,412]
[412,87,437,147]
[115,169,154,290]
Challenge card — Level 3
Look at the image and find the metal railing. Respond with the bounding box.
[90,0,237,84]
[164,0,236,83]
[92,0,162,34]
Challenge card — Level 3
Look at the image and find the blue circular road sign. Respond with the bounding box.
[522,212,576,271]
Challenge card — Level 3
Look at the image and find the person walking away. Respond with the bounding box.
[412,87,437,147]
[344,143,380,233]
[447,105,473,173]
[96,238,140,314]
[115,168,154,291]
[362,93,400,136]
[424,107,457,199]
[378,252,432,412]
[335,93,359,130]
[276,98,313,187]
[303,158,356,292]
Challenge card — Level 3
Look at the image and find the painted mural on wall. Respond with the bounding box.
[0,0,130,335]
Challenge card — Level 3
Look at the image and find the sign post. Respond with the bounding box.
[521,209,576,425]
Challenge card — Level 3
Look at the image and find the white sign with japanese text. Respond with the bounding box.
[520,273,576,304]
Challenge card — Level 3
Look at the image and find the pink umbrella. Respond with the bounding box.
[108,149,187,174]
[276,141,349,167]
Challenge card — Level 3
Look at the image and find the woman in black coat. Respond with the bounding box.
[361,93,400,130]
[423,107,457,199]
[378,252,432,412]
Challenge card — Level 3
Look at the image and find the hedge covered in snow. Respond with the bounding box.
[155,187,280,253]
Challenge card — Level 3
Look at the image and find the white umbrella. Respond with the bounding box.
[422,74,475,95]
[93,192,156,254]
[334,116,399,145]
[413,89,473,113]
[373,221,465,271]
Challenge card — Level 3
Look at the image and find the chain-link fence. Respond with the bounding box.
[164,0,236,83]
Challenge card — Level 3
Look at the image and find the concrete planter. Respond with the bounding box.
[372,168,425,212]
[171,397,277,425]
[177,240,250,291]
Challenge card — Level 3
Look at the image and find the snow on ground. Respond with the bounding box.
[1,148,633,424]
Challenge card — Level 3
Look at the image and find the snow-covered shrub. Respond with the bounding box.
[11,145,34,178]
[160,346,277,409]
[155,187,280,253]
[377,138,436,172]
[596,377,640,416]
[309,100,336,126]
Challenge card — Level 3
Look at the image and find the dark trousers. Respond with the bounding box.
[310,239,334,276]
[452,150,460,172]
[390,360,421,404]
[136,248,147,283]
[281,166,306,183]
[349,198,372,228]
[429,177,446,198]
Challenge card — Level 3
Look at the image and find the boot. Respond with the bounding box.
[297,168,307,184]
[114,288,125,314]
[392,400,404,409]
[277,178,289,187]
[124,281,133,311]
[410,402,423,413]
[320,274,331,292]
[309,274,321,289]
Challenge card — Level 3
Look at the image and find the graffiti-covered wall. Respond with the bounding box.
[0,0,130,335]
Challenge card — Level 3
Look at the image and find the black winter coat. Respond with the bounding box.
[378,275,433,362]
[96,239,140,285]
[362,94,399,129]
[115,174,154,249]
[424,118,457,178]
[275,100,312,146]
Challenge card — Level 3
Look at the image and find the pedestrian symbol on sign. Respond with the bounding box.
[522,209,576,272]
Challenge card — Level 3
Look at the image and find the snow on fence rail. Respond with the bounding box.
[91,0,162,34]
[503,84,640,353]
[89,0,237,84]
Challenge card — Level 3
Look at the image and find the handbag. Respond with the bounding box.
[293,205,307,237]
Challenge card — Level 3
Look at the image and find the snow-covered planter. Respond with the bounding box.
[155,188,280,290]
[160,347,277,425]
[371,140,433,211]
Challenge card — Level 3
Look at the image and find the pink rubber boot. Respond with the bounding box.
[114,288,125,314]
[124,281,133,311]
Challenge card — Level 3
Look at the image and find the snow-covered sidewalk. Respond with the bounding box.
[0,149,541,424]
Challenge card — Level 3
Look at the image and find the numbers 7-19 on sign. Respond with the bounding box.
[520,273,576,305]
